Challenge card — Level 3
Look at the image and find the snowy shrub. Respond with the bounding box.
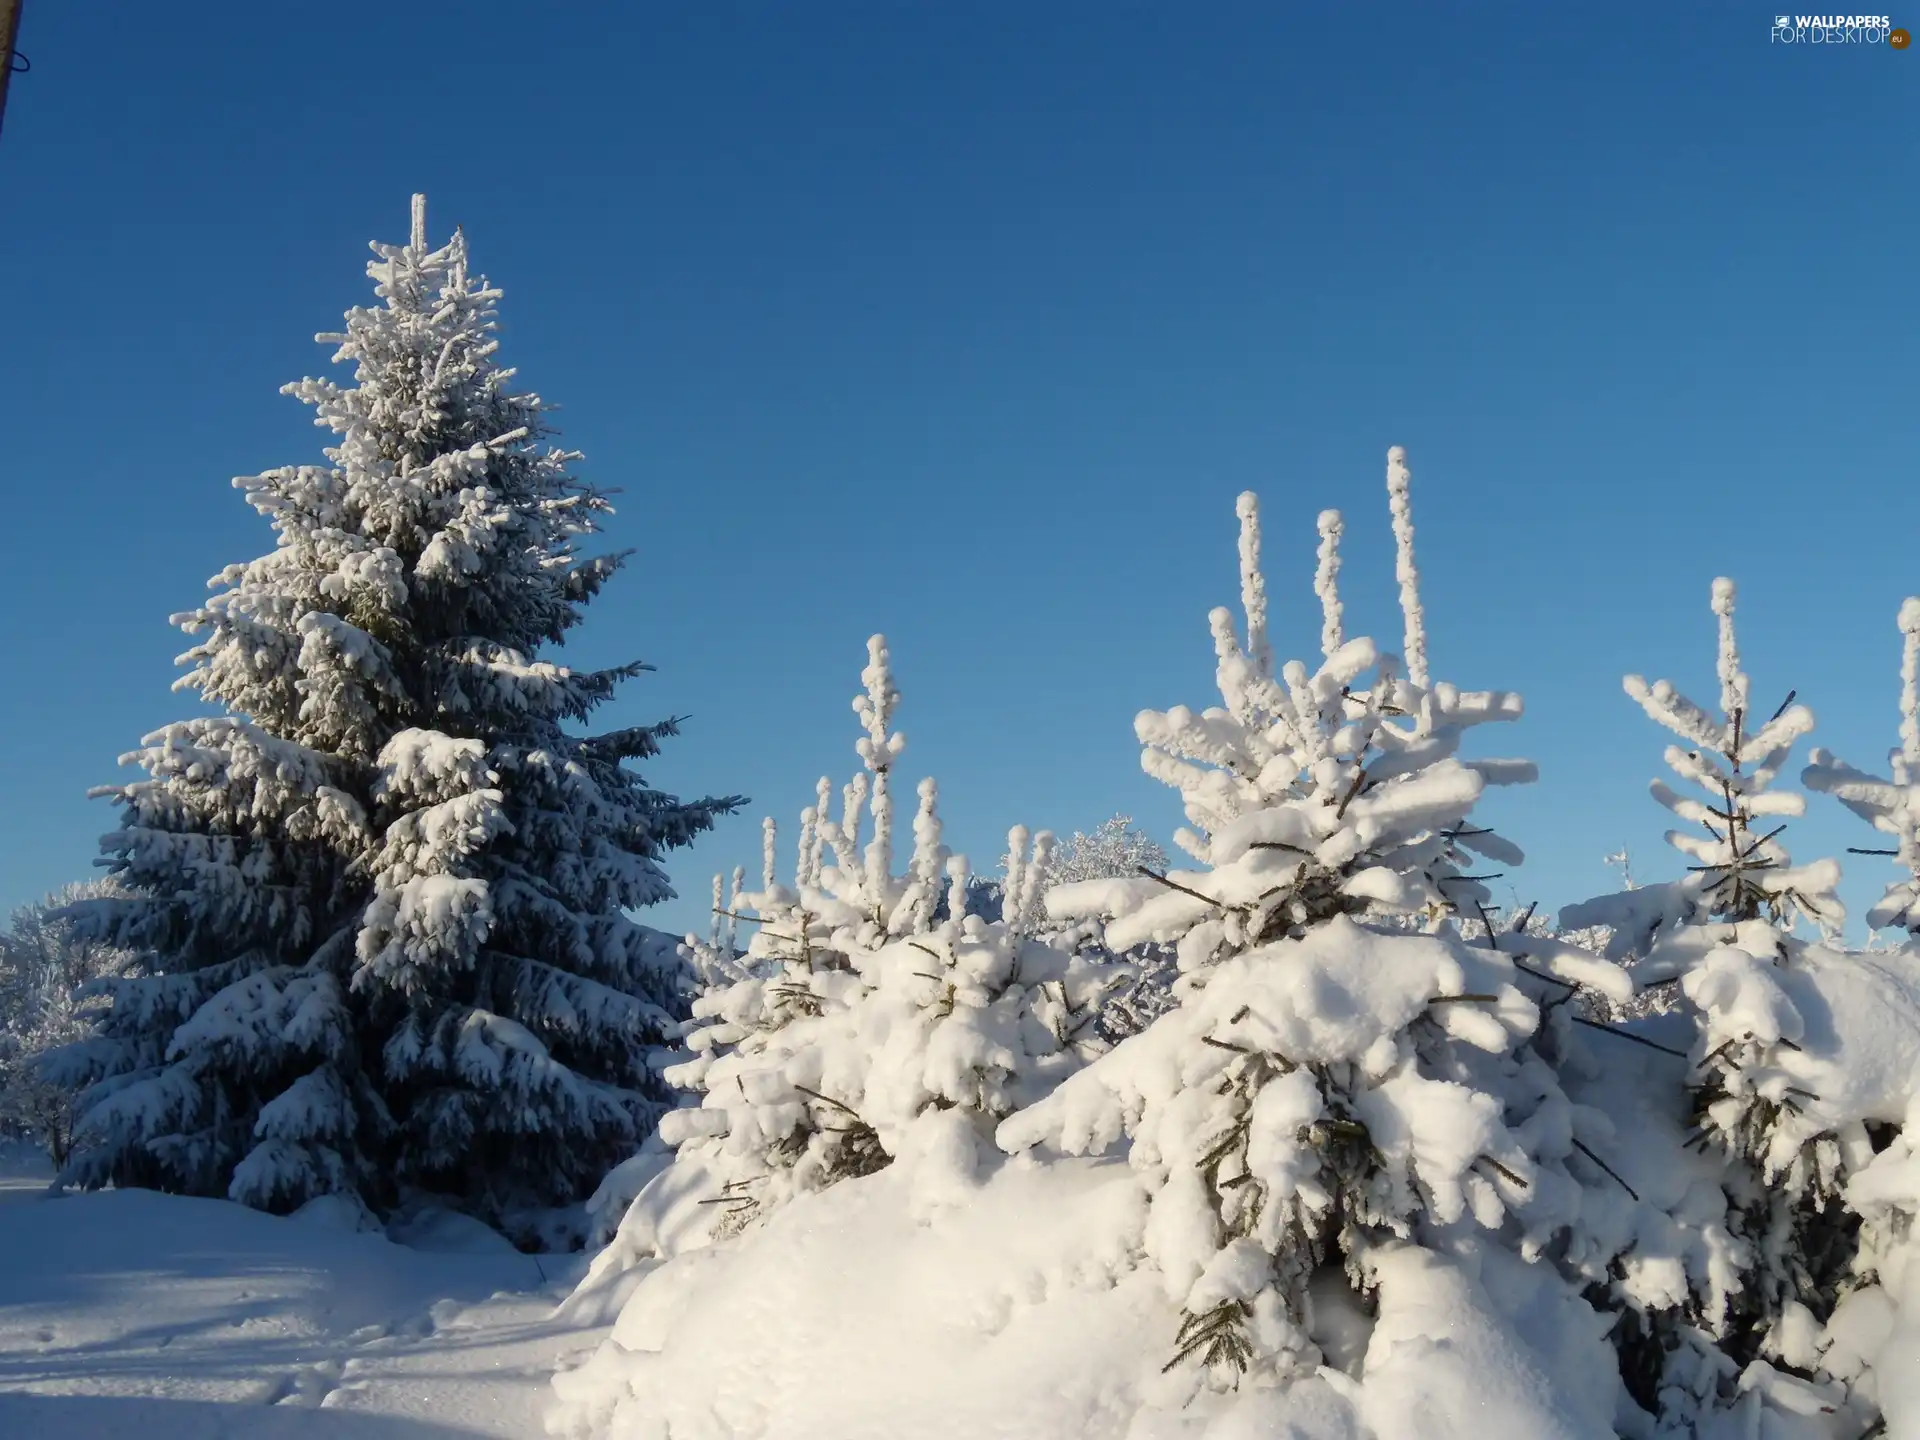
[0,881,139,1167]
[1035,816,1184,1042]
[46,197,738,1230]
[947,814,1182,1042]
[644,636,1121,1240]
[1448,906,1672,1022]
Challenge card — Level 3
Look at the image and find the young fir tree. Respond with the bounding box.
[1559,579,1869,1428]
[48,197,737,1228]
[655,636,1118,1237]
[1003,451,1632,1397]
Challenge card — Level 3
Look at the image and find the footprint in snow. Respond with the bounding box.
[271,1359,345,1408]
[247,1375,294,1405]
[395,1311,438,1340]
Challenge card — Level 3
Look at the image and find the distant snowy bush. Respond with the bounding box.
[1047,815,1173,889]
[0,881,139,1167]
[1037,816,1184,1041]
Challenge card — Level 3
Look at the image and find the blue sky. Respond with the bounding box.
[0,3,1914,941]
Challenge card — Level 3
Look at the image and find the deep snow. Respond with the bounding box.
[547,1113,1626,1440]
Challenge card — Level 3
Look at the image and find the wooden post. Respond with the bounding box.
[0,0,25,142]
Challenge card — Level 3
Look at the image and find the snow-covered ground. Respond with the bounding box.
[0,1143,607,1439]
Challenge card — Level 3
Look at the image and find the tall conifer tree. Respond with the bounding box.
[52,197,738,1227]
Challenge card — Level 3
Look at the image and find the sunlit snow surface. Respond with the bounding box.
[548,1119,1619,1440]
[0,1144,605,1439]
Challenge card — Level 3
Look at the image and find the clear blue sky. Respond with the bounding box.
[0,3,1914,942]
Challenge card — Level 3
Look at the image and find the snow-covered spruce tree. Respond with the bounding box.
[1561,579,1842,970]
[1559,579,1883,1428]
[1002,451,1632,1400]
[46,197,737,1228]
[643,636,1120,1240]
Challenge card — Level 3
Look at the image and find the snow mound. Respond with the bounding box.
[547,1129,1623,1440]
[1356,1243,1617,1440]
[292,1189,387,1234]
[551,1139,1172,1440]
[387,1205,521,1255]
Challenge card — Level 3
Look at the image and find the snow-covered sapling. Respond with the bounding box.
[1005,450,1627,1396]
[1562,577,1875,1422]
[1564,579,1841,966]
[653,636,1119,1237]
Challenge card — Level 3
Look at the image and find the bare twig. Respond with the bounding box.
[1478,1156,1529,1188]
[1136,866,1225,910]
[792,1083,862,1118]
[1510,958,1578,992]
[1570,1016,1689,1058]
[1334,768,1369,819]
[1570,1137,1640,1201]
[711,908,803,945]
